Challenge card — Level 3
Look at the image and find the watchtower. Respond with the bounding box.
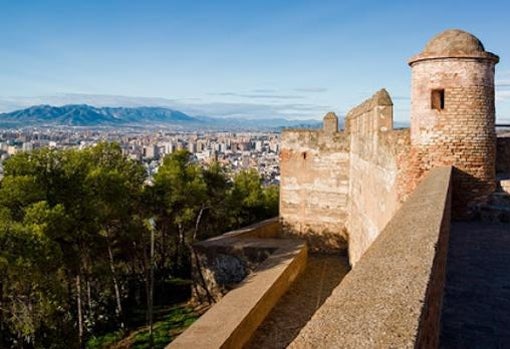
[408,29,499,214]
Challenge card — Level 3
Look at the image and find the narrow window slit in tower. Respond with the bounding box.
[302,152,307,160]
[431,89,445,110]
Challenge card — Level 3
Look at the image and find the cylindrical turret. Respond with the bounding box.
[409,29,499,214]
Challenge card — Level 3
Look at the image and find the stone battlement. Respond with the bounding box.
[280,89,413,264]
[345,88,393,135]
[280,29,507,265]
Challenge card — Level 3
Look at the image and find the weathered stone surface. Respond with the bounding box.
[280,90,412,262]
[192,218,281,304]
[345,90,411,265]
[279,129,349,252]
[289,166,452,349]
[170,219,307,349]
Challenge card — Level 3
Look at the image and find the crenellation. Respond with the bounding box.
[279,29,502,265]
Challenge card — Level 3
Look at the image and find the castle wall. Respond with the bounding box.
[279,129,349,252]
[290,166,453,349]
[345,90,411,265]
[280,55,498,263]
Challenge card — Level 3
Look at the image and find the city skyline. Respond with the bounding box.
[1,0,510,122]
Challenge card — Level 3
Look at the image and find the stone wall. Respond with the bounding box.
[279,91,414,263]
[497,136,510,174]
[279,129,349,252]
[280,78,497,263]
[290,166,452,349]
[345,89,411,265]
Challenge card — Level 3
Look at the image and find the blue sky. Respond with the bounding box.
[1,0,509,122]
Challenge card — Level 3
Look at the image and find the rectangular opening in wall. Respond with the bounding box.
[431,89,445,110]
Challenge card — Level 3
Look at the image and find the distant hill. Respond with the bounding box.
[0,105,198,127]
[0,104,322,130]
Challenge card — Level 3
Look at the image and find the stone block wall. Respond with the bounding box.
[279,91,414,264]
[279,129,350,252]
[345,90,411,265]
[289,166,453,348]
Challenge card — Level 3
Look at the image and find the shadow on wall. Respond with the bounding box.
[280,222,348,254]
[496,137,510,174]
[452,167,492,219]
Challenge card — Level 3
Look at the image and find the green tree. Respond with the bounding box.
[0,143,280,348]
[85,142,147,330]
[151,150,207,274]
[0,205,70,348]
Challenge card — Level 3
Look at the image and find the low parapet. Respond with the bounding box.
[290,166,452,348]
[169,218,307,349]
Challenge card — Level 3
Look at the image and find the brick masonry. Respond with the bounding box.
[409,58,498,216]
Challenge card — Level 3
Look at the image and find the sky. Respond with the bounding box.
[1,0,509,122]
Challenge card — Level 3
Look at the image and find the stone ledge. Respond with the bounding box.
[168,220,307,349]
[290,166,452,348]
[199,217,280,243]
[191,218,282,301]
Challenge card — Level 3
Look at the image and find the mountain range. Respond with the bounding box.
[0,104,322,130]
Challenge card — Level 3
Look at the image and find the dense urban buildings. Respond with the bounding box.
[0,128,281,185]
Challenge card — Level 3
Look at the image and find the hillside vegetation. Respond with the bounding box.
[0,144,278,348]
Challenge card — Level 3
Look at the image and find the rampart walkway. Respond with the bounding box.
[440,221,510,348]
[246,255,349,348]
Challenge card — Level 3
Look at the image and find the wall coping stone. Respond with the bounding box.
[168,218,307,349]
